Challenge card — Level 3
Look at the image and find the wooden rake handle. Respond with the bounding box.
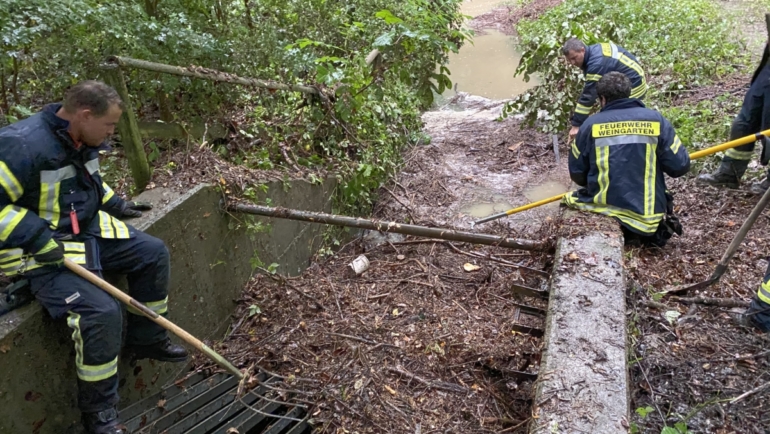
[63,258,243,379]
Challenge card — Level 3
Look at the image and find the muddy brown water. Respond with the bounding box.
[441,1,539,100]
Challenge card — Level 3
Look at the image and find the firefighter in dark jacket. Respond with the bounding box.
[0,81,187,434]
[562,38,648,140]
[697,41,770,193]
[564,72,690,247]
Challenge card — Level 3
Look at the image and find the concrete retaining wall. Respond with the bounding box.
[0,179,335,434]
[530,211,629,434]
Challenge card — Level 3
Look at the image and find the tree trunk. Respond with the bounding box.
[157,86,174,122]
[144,0,159,17]
[102,67,152,192]
[11,57,20,105]
[0,66,8,113]
[214,0,227,27]
[243,0,253,29]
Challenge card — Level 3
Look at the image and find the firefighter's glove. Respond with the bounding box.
[33,239,64,267]
[118,201,153,218]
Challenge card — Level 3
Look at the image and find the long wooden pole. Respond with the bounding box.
[473,128,770,225]
[63,258,243,379]
[105,56,320,96]
[227,203,547,251]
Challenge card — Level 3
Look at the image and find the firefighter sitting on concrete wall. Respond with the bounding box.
[0,81,187,434]
[562,38,648,140]
[563,72,691,247]
[697,41,770,193]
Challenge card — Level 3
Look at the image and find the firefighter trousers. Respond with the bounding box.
[28,231,170,413]
[749,260,770,331]
[724,65,770,164]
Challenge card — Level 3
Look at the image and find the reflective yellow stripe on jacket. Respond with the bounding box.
[563,193,664,234]
[0,241,87,276]
[98,211,131,239]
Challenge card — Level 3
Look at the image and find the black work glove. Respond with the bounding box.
[32,238,64,267]
[664,191,675,215]
[665,215,684,237]
[118,201,153,218]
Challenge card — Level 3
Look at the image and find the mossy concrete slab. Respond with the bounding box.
[531,211,629,434]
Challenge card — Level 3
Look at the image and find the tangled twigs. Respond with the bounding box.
[730,380,770,404]
[324,331,400,349]
[387,365,469,394]
[256,267,326,310]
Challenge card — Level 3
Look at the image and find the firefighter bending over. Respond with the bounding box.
[562,38,648,140]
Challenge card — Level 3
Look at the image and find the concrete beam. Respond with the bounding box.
[530,212,629,434]
[0,179,335,434]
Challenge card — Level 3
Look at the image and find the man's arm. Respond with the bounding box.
[100,180,152,219]
[657,118,690,178]
[570,73,602,128]
[569,124,592,186]
[0,139,56,254]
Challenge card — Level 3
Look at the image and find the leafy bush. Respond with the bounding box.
[0,0,467,214]
[503,0,748,133]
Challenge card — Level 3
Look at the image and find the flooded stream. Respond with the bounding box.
[441,0,538,100]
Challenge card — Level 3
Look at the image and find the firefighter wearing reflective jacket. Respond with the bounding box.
[564,72,690,248]
[562,38,648,140]
[0,81,187,434]
[697,41,770,193]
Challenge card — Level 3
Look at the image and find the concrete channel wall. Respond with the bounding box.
[530,211,629,434]
[0,179,335,434]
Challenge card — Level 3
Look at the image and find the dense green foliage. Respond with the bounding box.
[504,0,748,134]
[1,0,467,213]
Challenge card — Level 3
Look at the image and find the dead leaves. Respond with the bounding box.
[508,141,524,152]
[463,263,481,272]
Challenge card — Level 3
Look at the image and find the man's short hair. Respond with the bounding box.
[561,38,587,56]
[63,80,124,116]
[596,72,632,103]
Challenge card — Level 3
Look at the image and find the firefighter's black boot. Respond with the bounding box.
[125,337,188,363]
[734,298,770,332]
[749,169,770,195]
[82,407,125,434]
[696,160,749,189]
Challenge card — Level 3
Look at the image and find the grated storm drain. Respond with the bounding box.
[121,372,310,434]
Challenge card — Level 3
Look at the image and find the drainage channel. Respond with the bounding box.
[121,371,310,434]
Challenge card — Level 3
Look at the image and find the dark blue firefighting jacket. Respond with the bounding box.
[571,42,648,127]
[565,98,690,235]
[0,104,133,275]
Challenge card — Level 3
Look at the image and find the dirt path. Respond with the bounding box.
[375,93,571,234]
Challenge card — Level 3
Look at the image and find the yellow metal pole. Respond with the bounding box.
[473,129,770,225]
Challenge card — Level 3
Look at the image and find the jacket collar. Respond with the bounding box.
[600,98,646,112]
[40,103,112,153]
[580,45,592,72]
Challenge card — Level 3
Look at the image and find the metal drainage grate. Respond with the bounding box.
[121,372,310,434]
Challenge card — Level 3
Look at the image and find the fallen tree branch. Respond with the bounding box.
[445,242,549,277]
[638,299,671,310]
[669,296,749,308]
[730,380,770,404]
[382,186,416,222]
[257,267,326,310]
[705,349,770,363]
[387,366,468,394]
